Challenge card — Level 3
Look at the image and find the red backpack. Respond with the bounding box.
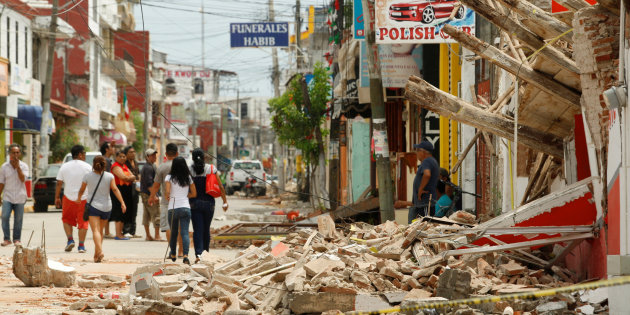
[205,165,221,198]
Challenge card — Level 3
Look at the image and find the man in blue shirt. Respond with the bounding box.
[409,140,440,223]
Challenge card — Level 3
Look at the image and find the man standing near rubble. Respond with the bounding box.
[409,140,439,223]
[0,144,29,246]
[149,143,179,246]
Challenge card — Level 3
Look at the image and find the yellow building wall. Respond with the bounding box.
[438,44,461,185]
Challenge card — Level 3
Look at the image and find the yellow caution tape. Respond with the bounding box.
[344,275,630,315]
[270,236,286,241]
[369,247,379,253]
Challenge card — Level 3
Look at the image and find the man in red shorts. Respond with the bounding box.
[55,145,92,252]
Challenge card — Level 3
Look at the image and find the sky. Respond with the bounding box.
[134,0,327,99]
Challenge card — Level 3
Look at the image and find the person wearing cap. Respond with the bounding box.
[410,140,440,223]
[140,148,161,241]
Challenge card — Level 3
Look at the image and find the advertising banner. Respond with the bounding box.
[159,63,216,104]
[360,41,422,88]
[375,0,475,44]
[230,22,289,48]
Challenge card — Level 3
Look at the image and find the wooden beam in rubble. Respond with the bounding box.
[441,24,581,109]
[405,76,565,158]
[458,0,579,74]
[499,0,574,43]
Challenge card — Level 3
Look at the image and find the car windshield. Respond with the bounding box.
[234,162,261,170]
[44,165,61,177]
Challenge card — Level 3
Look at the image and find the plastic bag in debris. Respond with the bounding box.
[128,271,161,302]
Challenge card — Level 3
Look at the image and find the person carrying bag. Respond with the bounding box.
[189,148,228,263]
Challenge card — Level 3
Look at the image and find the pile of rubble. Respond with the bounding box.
[70,215,609,314]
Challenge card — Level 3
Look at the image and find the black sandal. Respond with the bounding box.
[182,256,190,265]
[169,254,176,262]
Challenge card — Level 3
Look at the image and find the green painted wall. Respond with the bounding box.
[351,120,370,203]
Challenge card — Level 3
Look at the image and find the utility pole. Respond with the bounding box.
[295,0,302,70]
[191,65,197,148]
[143,42,151,155]
[38,0,58,174]
[361,0,394,221]
[269,0,284,190]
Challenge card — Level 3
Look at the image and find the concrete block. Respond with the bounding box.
[380,266,404,281]
[535,301,567,313]
[303,257,345,277]
[161,292,189,305]
[575,304,595,315]
[354,294,391,312]
[12,246,76,287]
[382,291,408,304]
[499,260,527,276]
[436,269,472,300]
[289,292,356,314]
[284,267,306,291]
[580,287,608,304]
[191,264,213,279]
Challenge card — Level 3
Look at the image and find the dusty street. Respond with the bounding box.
[0,195,285,314]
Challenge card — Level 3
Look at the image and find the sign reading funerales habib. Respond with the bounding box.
[230,22,289,48]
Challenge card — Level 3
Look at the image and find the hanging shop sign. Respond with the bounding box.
[353,0,374,40]
[0,59,8,97]
[360,42,423,88]
[375,0,475,44]
[230,22,289,48]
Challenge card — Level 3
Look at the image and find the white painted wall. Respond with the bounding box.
[0,7,33,98]
[459,48,476,211]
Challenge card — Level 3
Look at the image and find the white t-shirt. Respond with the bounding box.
[165,175,193,210]
[56,159,92,200]
[0,161,29,204]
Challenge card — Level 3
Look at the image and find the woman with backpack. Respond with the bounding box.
[75,156,126,263]
[189,148,228,263]
[165,157,197,264]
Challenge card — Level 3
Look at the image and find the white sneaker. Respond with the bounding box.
[123,233,133,238]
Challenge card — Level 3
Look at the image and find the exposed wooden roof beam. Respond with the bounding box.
[405,76,565,158]
[458,0,579,74]
[442,24,581,109]
[499,0,574,43]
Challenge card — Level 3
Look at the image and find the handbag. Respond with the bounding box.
[205,165,221,198]
[83,172,104,221]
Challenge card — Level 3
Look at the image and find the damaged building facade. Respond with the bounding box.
[318,0,630,311]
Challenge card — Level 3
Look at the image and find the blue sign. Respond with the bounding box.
[230,22,289,48]
[353,0,365,40]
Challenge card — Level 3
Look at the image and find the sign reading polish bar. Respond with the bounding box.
[230,22,289,48]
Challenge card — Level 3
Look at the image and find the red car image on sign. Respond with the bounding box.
[389,0,465,24]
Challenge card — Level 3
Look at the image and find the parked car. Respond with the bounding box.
[33,164,62,212]
[225,160,266,196]
[389,0,465,24]
[63,151,101,165]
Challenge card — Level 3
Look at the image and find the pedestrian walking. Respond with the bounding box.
[74,156,126,262]
[0,144,29,247]
[100,141,115,239]
[140,148,162,241]
[189,148,228,262]
[165,157,196,265]
[123,146,140,238]
[409,140,439,223]
[149,143,184,256]
[111,151,135,240]
[55,145,92,252]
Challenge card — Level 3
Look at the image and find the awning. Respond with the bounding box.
[100,130,128,146]
[13,105,55,134]
[50,99,88,117]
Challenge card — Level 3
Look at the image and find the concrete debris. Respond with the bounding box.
[13,245,76,287]
[67,219,608,314]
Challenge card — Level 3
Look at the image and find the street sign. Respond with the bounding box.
[230,22,289,48]
[239,149,250,157]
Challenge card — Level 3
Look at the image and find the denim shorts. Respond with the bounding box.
[88,204,111,220]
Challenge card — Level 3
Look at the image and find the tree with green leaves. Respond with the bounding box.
[268,63,330,207]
